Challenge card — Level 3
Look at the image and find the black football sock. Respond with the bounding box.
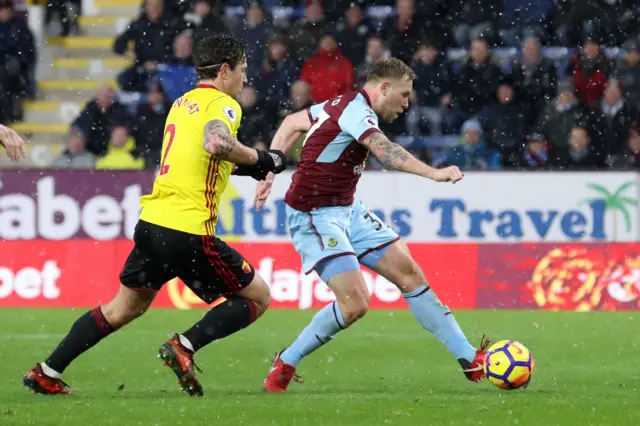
[181,296,257,352]
[44,307,115,374]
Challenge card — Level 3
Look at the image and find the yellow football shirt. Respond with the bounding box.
[139,84,242,236]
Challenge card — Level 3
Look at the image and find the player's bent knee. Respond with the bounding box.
[101,301,149,328]
[102,285,155,328]
[336,286,370,325]
[399,259,426,292]
[326,264,370,326]
[340,298,369,325]
[237,273,271,318]
[251,281,271,317]
[389,252,426,293]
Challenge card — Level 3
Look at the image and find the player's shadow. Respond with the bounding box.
[104,387,397,399]
[434,386,557,396]
[90,384,557,399]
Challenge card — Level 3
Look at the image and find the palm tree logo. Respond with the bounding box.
[584,181,637,241]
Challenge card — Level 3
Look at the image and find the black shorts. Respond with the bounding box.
[119,220,255,304]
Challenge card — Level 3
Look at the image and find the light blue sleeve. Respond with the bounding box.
[337,99,382,143]
[307,101,328,121]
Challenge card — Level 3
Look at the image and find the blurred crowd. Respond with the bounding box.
[0,0,36,125]
[5,0,640,170]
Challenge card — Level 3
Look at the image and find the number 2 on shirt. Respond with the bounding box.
[159,123,176,176]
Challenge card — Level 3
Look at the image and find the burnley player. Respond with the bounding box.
[256,58,489,392]
[23,34,286,396]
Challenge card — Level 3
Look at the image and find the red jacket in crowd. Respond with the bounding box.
[300,47,355,103]
[569,52,612,107]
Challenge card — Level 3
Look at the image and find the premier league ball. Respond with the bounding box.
[484,340,534,390]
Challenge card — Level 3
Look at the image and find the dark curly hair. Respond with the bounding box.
[194,34,246,80]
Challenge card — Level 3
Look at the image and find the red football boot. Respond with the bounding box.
[263,350,303,393]
[461,335,491,382]
[23,364,73,395]
[158,334,203,396]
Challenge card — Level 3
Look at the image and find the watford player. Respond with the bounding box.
[23,34,286,397]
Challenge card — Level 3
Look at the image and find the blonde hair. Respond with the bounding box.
[367,58,416,82]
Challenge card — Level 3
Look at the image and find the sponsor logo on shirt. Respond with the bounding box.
[353,164,366,175]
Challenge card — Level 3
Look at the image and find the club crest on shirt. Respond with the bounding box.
[363,116,378,128]
[241,260,252,274]
[328,237,339,248]
[223,106,237,123]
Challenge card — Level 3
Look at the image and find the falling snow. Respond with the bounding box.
[0,1,639,424]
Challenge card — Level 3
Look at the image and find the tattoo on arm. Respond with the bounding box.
[360,132,410,170]
[204,119,236,158]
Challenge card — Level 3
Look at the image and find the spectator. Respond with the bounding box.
[479,80,528,163]
[133,79,171,168]
[322,0,365,22]
[607,123,640,169]
[188,0,229,39]
[96,124,145,170]
[288,0,328,67]
[588,79,637,157]
[355,36,388,89]
[500,0,554,47]
[72,85,130,156]
[614,39,640,109]
[552,0,599,46]
[237,86,274,148]
[288,80,313,113]
[417,0,454,47]
[283,80,313,163]
[554,126,605,169]
[536,79,587,151]
[44,0,71,37]
[592,0,637,46]
[567,36,612,107]
[406,41,452,137]
[0,0,36,124]
[255,35,298,111]
[334,3,370,69]
[156,30,197,103]
[445,38,502,134]
[113,0,185,92]
[163,0,192,18]
[450,0,501,48]
[50,128,96,169]
[435,119,502,170]
[517,132,553,170]
[381,0,424,65]
[512,37,557,121]
[300,34,354,103]
[231,1,273,83]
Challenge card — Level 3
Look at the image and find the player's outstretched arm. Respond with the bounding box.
[204,119,259,165]
[269,110,311,153]
[253,110,311,210]
[204,119,286,181]
[360,132,463,183]
[0,124,27,162]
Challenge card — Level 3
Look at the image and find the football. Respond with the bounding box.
[484,340,534,390]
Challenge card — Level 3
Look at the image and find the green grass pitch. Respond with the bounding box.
[1,309,639,425]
